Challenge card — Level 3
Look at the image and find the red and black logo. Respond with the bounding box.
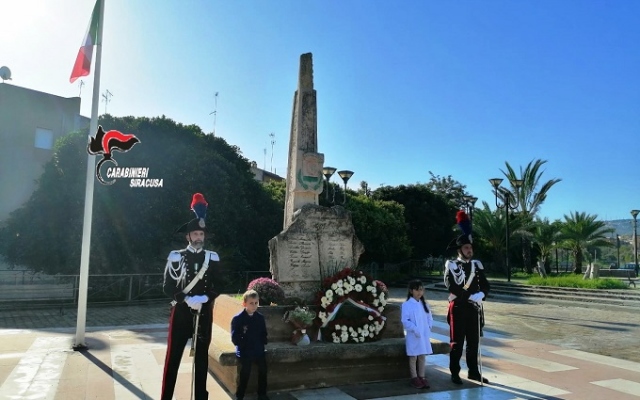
[87,125,140,185]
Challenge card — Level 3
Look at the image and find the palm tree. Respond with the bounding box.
[473,202,528,274]
[501,159,562,273]
[530,218,562,277]
[559,212,613,274]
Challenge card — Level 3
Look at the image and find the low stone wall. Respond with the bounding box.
[209,295,450,394]
[211,295,404,342]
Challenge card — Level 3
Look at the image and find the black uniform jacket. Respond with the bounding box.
[163,245,220,304]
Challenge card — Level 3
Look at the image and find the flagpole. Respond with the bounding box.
[74,0,105,349]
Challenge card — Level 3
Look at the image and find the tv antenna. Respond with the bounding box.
[78,80,85,97]
[101,89,113,114]
[209,92,219,136]
[269,132,276,172]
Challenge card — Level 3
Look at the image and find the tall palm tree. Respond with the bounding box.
[501,159,562,273]
[559,212,613,274]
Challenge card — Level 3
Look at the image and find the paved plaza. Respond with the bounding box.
[1,286,639,399]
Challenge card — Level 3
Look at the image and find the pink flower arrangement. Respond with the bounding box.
[247,277,285,305]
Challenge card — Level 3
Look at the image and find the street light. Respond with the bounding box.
[553,241,559,274]
[337,170,354,204]
[322,167,337,202]
[489,177,524,282]
[616,234,621,269]
[632,210,639,275]
[462,195,478,220]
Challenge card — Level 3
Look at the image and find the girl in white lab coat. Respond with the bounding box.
[401,279,433,389]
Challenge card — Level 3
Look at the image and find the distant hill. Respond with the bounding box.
[605,219,636,237]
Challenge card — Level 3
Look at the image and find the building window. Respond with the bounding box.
[35,128,54,149]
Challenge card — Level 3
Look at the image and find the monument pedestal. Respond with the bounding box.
[208,295,450,394]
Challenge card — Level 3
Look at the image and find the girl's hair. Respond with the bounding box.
[406,279,430,314]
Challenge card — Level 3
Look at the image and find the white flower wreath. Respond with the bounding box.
[315,268,388,343]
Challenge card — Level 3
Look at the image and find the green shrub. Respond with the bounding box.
[527,275,627,289]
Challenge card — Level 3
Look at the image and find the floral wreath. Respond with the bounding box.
[315,268,388,344]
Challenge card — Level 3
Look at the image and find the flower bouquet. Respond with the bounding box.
[283,305,317,346]
[247,277,285,305]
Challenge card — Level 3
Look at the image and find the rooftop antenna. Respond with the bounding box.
[269,132,276,172]
[263,148,267,171]
[78,80,85,97]
[0,66,12,82]
[101,89,113,114]
[209,91,219,136]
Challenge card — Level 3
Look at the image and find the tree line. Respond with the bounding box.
[0,116,617,283]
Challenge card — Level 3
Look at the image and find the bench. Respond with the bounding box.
[627,272,638,288]
[599,268,637,278]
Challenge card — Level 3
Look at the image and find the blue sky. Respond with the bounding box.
[2,0,639,222]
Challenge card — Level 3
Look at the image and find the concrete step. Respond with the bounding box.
[393,275,640,307]
[430,281,640,307]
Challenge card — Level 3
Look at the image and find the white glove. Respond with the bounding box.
[185,296,206,310]
[185,296,197,308]
[469,292,484,304]
[191,295,209,304]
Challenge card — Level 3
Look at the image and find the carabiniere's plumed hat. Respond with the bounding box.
[447,210,473,251]
[176,193,209,234]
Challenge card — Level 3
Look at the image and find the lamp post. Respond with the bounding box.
[489,178,524,282]
[462,195,479,220]
[554,241,559,274]
[337,170,354,204]
[616,234,621,269]
[632,210,639,275]
[322,167,337,202]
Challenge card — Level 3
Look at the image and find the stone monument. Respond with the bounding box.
[269,53,364,302]
[208,53,449,395]
[282,52,324,229]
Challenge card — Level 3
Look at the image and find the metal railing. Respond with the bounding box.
[0,270,276,307]
[0,273,165,306]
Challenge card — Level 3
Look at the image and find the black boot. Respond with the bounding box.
[451,374,463,385]
[468,372,489,384]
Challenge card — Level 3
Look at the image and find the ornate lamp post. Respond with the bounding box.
[322,167,337,202]
[489,178,524,282]
[337,170,354,204]
[632,210,639,275]
[462,195,478,220]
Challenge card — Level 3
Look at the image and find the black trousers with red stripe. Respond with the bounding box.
[161,302,212,400]
[447,300,481,377]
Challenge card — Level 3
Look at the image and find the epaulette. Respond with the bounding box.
[446,259,459,272]
[167,251,182,263]
[208,251,220,262]
[474,260,484,270]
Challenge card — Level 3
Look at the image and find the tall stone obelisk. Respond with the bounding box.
[282,53,324,229]
[270,53,364,302]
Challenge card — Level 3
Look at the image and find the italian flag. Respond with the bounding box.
[70,0,102,83]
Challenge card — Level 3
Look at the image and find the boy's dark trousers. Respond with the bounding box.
[236,356,267,399]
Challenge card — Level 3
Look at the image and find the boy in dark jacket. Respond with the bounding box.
[231,290,269,400]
